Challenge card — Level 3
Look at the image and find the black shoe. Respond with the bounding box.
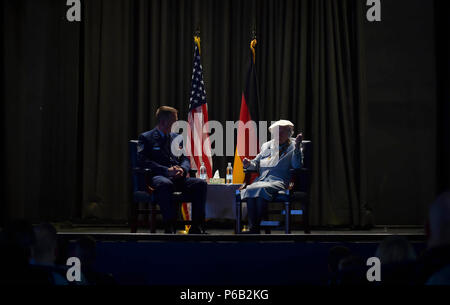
[164,227,175,234]
[188,226,206,234]
[163,221,176,234]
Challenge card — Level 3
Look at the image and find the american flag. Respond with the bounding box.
[187,36,213,179]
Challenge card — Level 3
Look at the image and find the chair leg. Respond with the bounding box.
[285,201,291,234]
[303,199,310,234]
[130,202,138,233]
[201,219,206,234]
[150,204,157,233]
[235,199,242,234]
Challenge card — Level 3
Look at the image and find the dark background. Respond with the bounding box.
[365,0,438,224]
[2,0,449,227]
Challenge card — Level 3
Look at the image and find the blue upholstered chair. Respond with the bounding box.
[235,140,312,234]
[128,140,197,233]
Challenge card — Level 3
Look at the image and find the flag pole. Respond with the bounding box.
[232,28,260,184]
[182,29,202,235]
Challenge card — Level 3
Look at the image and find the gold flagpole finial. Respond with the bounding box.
[250,28,257,64]
[250,39,257,64]
[194,28,201,55]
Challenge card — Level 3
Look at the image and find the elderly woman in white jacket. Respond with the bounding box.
[241,120,303,234]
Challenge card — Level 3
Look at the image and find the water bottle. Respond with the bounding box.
[226,162,233,184]
[199,162,207,180]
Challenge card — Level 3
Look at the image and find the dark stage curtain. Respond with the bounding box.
[3,0,372,226]
[435,0,450,194]
[3,0,82,223]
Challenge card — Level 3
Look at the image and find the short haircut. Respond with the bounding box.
[156,106,178,123]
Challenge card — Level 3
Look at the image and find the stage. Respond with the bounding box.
[56,223,426,242]
[53,224,426,285]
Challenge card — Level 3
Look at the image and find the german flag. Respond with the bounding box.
[232,39,261,183]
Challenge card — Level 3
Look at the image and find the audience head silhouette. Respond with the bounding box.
[32,223,58,265]
[328,245,352,274]
[428,191,450,249]
[375,235,417,265]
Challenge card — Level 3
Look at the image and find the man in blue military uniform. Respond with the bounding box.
[137,106,207,234]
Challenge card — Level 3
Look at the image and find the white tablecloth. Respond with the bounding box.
[205,184,246,220]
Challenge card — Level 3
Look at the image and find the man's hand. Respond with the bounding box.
[168,166,184,179]
[243,158,251,169]
[168,166,179,178]
[173,165,184,178]
[295,133,303,150]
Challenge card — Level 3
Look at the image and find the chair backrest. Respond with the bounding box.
[129,140,142,193]
[297,140,312,193]
[301,140,312,170]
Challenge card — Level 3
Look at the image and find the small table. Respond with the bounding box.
[205,183,245,220]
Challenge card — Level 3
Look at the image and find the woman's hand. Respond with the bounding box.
[243,158,251,169]
[295,133,303,150]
